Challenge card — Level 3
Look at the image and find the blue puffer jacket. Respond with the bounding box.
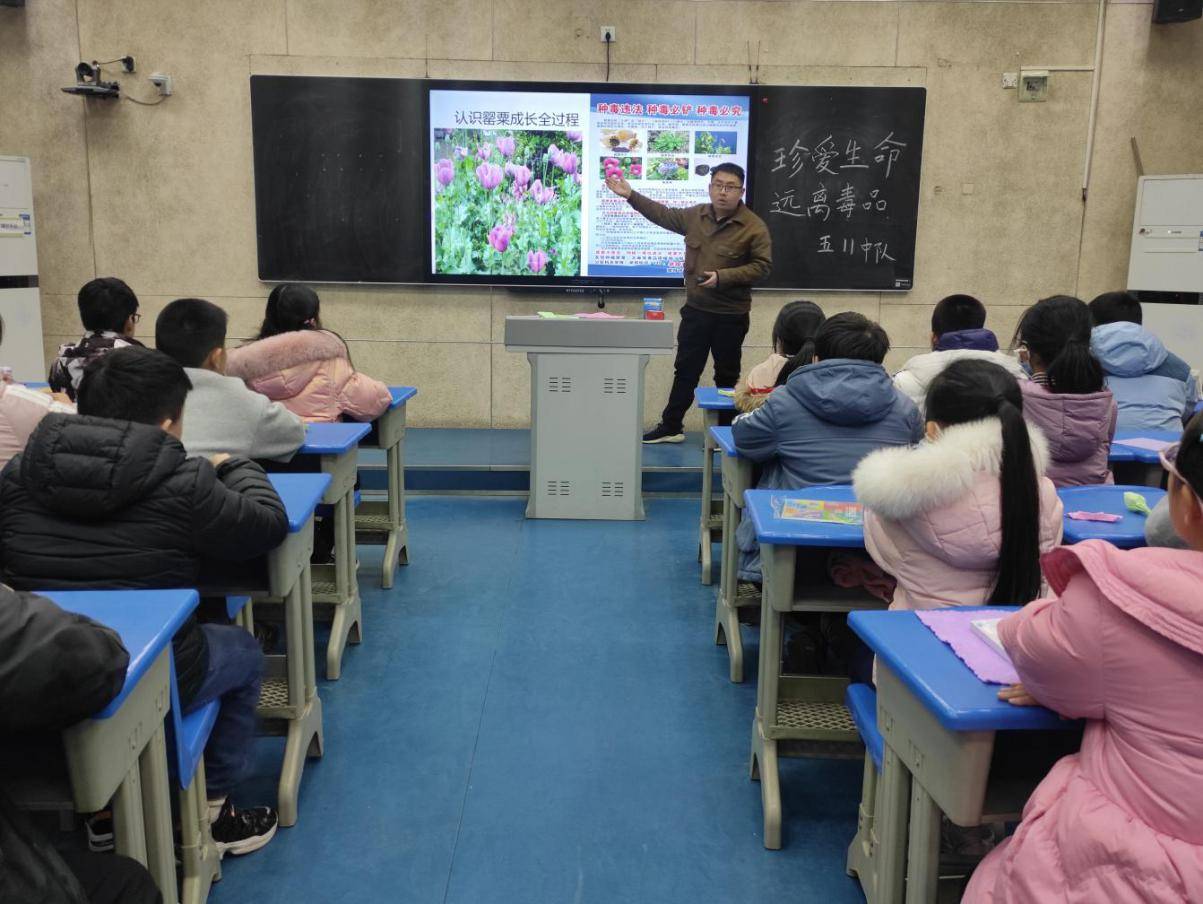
[732,358,923,580]
[1091,323,1197,433]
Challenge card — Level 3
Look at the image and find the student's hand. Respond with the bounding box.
[51,392,72,405]
[698,270,718,289]
[998,683,1039,707]
[605,174,633,199]
[208,453,231,469]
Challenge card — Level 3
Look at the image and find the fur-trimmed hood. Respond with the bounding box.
[226,329,349,384]
[853,418,1051,521]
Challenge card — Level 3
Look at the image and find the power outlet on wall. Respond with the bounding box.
[1018,69,1049,103]
[600,25,616,42]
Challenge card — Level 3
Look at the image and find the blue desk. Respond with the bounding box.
[47,589,200,904]
[296,422,370,680]
[849,609,1075,903]
[1110,429,1176,486]
[259,472,329,827]
[695,388,736,586]
[1059,485,1165,549]
[744,486,886,850]
[708,426,757,684]
[355,386,417,589]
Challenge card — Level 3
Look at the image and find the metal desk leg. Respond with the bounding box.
[877,743,912,904]
[750,542,791,849]
[713,486,744,682]
[906,781,941,903]
[279,568,322,827]
[112,763,148,865]
[326,489,363,680]
[699,410,718,583]
[139,725,179,904]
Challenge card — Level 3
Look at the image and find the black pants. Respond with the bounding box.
[59,851,163,904]
[661,304,751,431]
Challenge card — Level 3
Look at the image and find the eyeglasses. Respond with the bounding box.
[131,312,142,324]
[710,182,743,195]
[1159,442,1203,512]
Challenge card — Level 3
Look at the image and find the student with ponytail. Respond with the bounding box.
[732,301,825,412]
[226,284,391,423]
[853,359,1062,610]
[1013,295,1117,487]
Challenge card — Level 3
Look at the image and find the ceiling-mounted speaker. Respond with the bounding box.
[1153,0,1202,23]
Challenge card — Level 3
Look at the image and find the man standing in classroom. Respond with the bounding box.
[606,163,772,443]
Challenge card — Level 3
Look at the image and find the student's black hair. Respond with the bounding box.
[772,301,826,387]
[76,346,191,426]
[155,298,228,369]
[926,359,1043,605]
[710,162,745,185]
[1175,411,1203,501]
[931,294,986,336]
[813,312,890,364]
[77,277,139,333]
[257,284,323,340]
[1088,291,1142,326]
[1013,295,1104,394]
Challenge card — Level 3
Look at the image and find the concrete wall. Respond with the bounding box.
[2,0,1201,428]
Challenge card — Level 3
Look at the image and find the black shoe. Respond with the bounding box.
[210,800,278,856]
[642,423,685,444]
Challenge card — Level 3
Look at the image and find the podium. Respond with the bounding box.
[504,316,675,520]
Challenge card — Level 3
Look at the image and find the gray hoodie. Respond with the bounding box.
[181,367,305,462]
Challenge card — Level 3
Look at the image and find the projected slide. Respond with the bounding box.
[429,87,750,281]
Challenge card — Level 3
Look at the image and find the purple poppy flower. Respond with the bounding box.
[507,163,532,187]
[555,152,578,175]
[547,143,562,165]
[488,223,514,253]
[476,143,493,161]
[435,158,455,187]
[527,250,549,274]
[573,173,581,185]
[530,179,557,205]
[454,146,468,159]
[566,129,583,143]
[496,136,516,157]
[476,163,504,190]
[603,157,620,167]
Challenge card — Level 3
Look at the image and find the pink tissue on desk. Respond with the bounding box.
[916,609,1020,685]
[1114,437,1174,453]
[576,312,626,320]
[1067,511,1123,523]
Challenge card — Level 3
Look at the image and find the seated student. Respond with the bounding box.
[1088,290,1198,433]
[225,284,391,422]
[854,359,1063,611]
[1014,295,1117,487]
[965,413,1203,903]
[892,294,1028,414]
[0,584,164,904]
[155,297,305,461]
[0,348,288,855]
[0,361,74,470]
[48,277,145,401]
[732,312,924,582]
[733,300,825,413]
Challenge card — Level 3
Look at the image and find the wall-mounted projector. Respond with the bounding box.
[62,60,126,99]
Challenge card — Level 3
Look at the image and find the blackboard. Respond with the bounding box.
[250,75,426,283]
[749,86,926,291]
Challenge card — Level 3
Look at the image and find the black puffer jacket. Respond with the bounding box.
[0,414,288,702]
[0,585,128,904]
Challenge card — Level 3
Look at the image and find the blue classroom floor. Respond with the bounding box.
[219,496,866,904]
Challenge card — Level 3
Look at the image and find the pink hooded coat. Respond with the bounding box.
[1020,380,1117,487]
[225,329,391,423]
[853,419,1063,610]
[0,383,74,469]
[965,540,1203,903]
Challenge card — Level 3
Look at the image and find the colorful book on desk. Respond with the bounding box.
[776,499,863,525]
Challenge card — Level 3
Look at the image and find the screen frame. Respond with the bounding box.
[423,78,759,289]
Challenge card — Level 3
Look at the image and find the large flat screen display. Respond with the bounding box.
[427,82,752,286]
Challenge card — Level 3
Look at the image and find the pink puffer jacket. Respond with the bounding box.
[1020,380,1117,487]
[965,540,1203,903]
[225,329,391,423]
[853,419,1063,610]
[0,383,74,469]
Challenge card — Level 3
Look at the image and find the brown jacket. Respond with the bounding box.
[627,192,772,315]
